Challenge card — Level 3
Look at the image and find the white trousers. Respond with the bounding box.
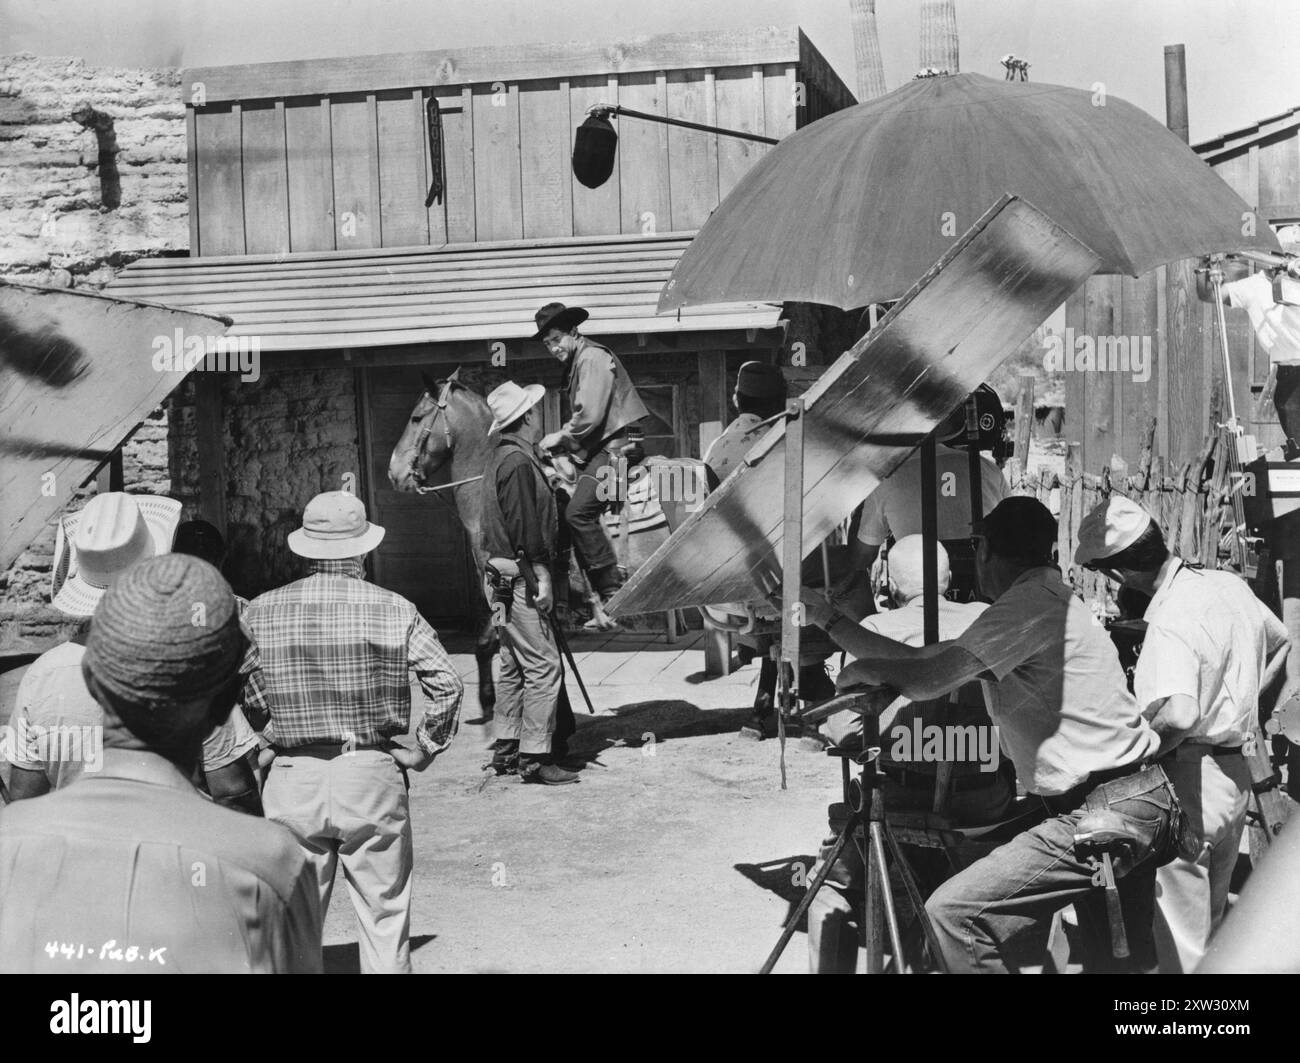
[1155,748,1252,974]
[264,749,414,974]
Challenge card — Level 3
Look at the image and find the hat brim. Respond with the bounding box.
[51,496,183,617]
[532,306,589,340]
[489,383,546,434]
[288,521,386,560]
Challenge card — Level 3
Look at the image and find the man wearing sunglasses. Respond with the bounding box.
[1075,494,1291,973]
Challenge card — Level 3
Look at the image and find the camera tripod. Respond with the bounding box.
[759,703,950,974]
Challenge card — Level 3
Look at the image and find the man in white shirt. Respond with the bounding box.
[837,386,1009,606]
[817,497,1179,972]
[1222,225,1300,447]
[1075,495,1291,972]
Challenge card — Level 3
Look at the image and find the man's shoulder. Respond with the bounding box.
[0,784,309,898]
[1156,567,1256,623]
[27,641,85,674]
[576,341,617,367]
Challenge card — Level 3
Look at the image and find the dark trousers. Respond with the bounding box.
[1276,364,1300,447]
[564,449,617,573]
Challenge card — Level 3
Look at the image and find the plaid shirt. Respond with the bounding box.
[244,559,462,756]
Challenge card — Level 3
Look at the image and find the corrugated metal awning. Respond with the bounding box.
[105,232,784,353]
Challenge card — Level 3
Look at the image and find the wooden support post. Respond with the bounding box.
[780,399,805,736]
[1013,372,1035,484]
[1062,443,1082,588]
[781,399,805,679]
[920,433,939,645]
[95,447,124,494]
[194,374,228,533]
[696,350,728,461]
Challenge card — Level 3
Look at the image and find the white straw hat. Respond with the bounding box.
[51,493,183,617]
[287,491,386,560]
[486,381,546,435]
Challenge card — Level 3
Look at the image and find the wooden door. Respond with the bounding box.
[361,366,473,626]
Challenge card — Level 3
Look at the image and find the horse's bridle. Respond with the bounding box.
[410,378,483,494]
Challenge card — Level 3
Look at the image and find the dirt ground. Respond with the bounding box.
[320,633,841,974]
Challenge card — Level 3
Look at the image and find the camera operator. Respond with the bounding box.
[811,497,1184,972]
[800,536,1013,973]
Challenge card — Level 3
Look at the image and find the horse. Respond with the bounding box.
[387,371,680,665]
[388,369,499,717]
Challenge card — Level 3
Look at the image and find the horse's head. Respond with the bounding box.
[387,368,493,493]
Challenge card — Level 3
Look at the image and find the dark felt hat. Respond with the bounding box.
[533,302,589,341]
[735,361,787,400]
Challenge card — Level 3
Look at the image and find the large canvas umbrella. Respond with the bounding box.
[659,72,1281,312]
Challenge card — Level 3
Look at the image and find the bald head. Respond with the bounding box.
[883,535,950,603]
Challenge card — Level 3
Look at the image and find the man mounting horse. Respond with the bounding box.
[533,302,649,608]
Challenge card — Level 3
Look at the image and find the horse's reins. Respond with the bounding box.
[410,378,484,495]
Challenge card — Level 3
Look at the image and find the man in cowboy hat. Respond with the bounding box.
[1075,494,1291,973]
[481,381,579,785]
[533,301,649,606]
[245,491,463,974]
[0,554,321,973]
[6,492,265,814]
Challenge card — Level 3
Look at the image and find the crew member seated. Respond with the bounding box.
[800,537,1014,974]
[817,498,1184,973]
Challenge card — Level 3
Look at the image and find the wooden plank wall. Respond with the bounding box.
[1067,129,1298,477]
[188,62,810,255]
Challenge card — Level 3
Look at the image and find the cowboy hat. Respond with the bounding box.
[486,381,546,435]
[287,491,386,560]
[51,493,183,617]
[533,302,589,340]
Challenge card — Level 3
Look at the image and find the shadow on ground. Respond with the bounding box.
[558,699,753,767]
[734,855,821,933]
[324,933,437,973]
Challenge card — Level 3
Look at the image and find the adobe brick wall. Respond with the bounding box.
[1,54,193,652]
[166,369,363,601]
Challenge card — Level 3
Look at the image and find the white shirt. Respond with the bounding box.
[1134,559,1291,746]
[703,413,767,485]
[857,449,1009,547]
[955,567,1159,796]
[820,598,988,761]
[1224,272,1300,366]
[8,641,259,787]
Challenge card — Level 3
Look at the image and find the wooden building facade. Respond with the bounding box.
[108,27,855,623]
[1063,104,1300,476]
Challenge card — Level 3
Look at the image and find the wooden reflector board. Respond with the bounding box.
[0,282,231,571]
[608,195,1101,616]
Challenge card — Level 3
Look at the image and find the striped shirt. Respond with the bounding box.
[244,559,462,756]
